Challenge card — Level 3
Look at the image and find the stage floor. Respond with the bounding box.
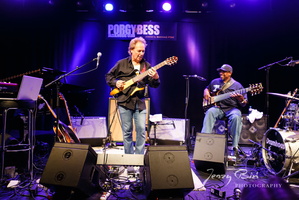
[1,134,299,200]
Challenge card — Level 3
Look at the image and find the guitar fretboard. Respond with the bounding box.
[214,88,250,103]
[132,60,167,83]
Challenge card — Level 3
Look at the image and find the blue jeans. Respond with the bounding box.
[201,107,242,148]
[118,105,146,154]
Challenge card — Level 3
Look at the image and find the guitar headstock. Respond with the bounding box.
[58,92,66,101]
[165,56,178,66]
[249,83,263,95]
[38,94,45,101]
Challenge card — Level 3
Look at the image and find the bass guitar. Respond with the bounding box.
[202,83,263,112]
[109,56,178,96]
[38,95,80,143]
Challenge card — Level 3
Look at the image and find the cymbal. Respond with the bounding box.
[267,92,299,101]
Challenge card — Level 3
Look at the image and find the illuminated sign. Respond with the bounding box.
[107,22,177,40]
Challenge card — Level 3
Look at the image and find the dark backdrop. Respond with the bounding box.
[1,0,299,133]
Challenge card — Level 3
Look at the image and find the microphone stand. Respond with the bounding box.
[184,76,190,152]
[45,57,98,143]
[183,75,206,152]
[258,57,292,128]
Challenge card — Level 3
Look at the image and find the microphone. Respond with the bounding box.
[285,59,299,67]
[233,188,241,200]
[96,52,102,67]
[183,74,206,81]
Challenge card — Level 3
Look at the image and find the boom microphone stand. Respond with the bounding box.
[258,57,292,128]
[45,53,101,142]
[183,74,206,152]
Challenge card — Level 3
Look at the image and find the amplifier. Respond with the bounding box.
[149,118,188,142]
[240,115,268,144]
[212,115,268,144]
[71,116,107,146]
[108,97,150,142]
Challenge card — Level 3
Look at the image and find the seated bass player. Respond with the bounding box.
[201,64,248,159]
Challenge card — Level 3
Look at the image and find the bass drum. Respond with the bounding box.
[262,128,299,175]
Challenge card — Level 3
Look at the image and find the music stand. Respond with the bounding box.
[149,114,163,145]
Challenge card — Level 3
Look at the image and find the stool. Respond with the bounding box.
[222,117,247,158]
[0,100,36,180]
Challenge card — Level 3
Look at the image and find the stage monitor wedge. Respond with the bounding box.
[193,133,227,174]
[40,143,100,197]
[144,145,194,198]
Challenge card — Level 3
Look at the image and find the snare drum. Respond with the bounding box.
[262,128,299,175]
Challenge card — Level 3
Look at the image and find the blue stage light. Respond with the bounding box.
[162,2,172,12]
[104,3,114,11]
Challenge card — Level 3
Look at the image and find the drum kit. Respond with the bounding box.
[256,90,299,177]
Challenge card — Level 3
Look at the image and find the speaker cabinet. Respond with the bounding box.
[212,115,268,145]
[240,115,268,144]
[40,143,99,197]
[193,133,227,174]
[108,97,150,142]
[144,145,194,198]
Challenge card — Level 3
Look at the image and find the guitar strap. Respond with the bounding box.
[215,78,236,113]
[220,78,236,92]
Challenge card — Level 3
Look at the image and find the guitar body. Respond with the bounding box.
[53,121,81,143]
[202,97,216,112]
[39,94,80,144]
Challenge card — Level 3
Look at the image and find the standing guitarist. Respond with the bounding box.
[201,64,248,159]
[105,37,160,154]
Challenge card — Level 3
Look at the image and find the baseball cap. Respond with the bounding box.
[217,64,233,72]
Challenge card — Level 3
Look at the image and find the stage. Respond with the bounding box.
[1,130,299,199]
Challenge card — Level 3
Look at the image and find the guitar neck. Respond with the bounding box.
[59,93,73,128]
[132,60,166,83]
[213,87,250,103]
[119,61,166,92]
[38,95,57,119]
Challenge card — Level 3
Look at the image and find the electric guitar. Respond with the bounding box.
[109,56,178,96]
[202,83,263,112]
[38,95,80,143]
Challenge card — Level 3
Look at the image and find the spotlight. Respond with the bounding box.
[104,3,114,11]
[162,2,172,12]
[229,2,236,8]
